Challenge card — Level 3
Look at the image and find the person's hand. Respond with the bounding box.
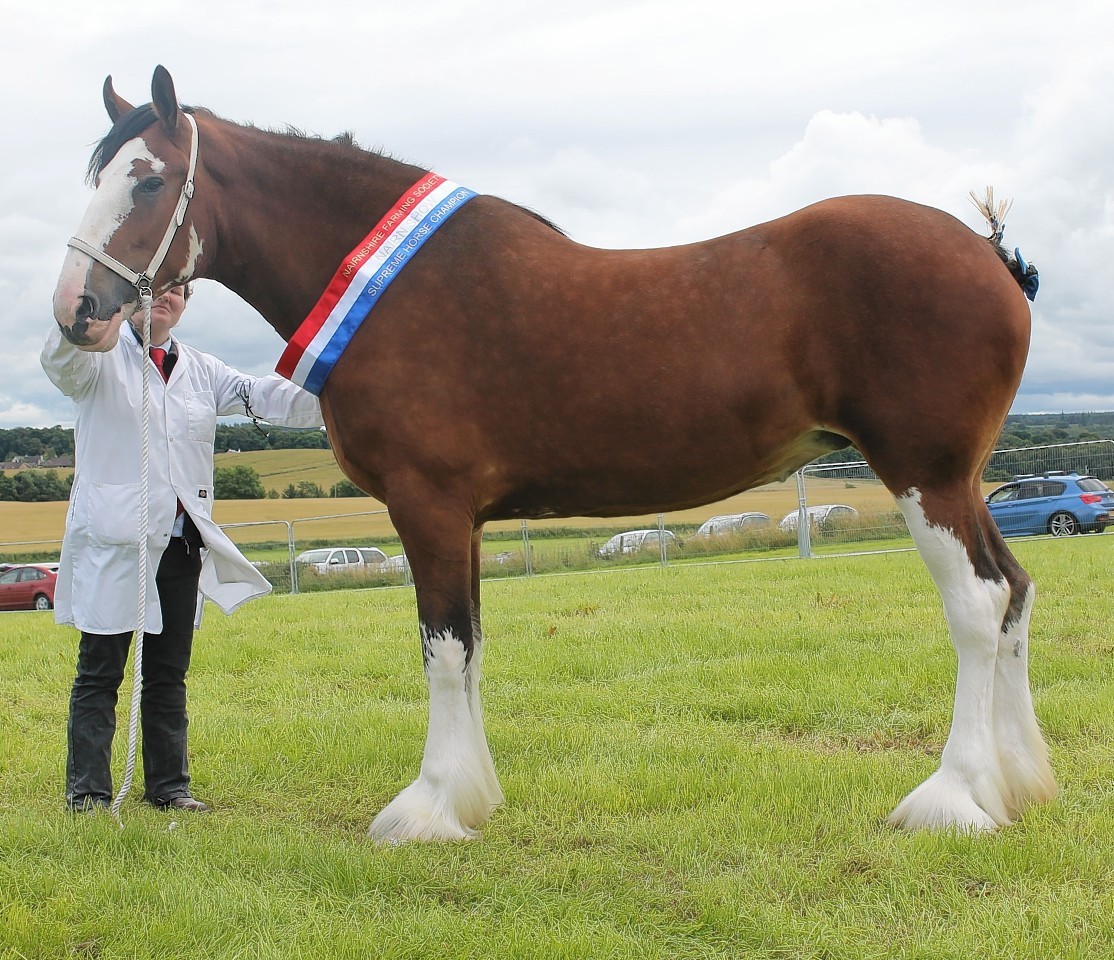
[56,311,125,352]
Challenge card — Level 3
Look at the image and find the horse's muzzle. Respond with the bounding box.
[53,290,125,352]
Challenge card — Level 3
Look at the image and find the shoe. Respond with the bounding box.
[151,796,211,813]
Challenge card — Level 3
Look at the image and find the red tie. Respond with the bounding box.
[150,347,169,382]
[150,347,184,518]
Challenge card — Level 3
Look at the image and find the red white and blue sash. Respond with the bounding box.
[277,173,476,395]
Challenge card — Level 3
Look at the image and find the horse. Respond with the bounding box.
[53,66,1055,842]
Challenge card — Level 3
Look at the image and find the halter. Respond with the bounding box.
[67,112,200,299]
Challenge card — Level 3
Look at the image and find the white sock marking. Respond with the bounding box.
[369,625,503,842]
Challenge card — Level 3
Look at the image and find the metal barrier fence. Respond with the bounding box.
[4,440,1112,597]
[255,439,1114,591]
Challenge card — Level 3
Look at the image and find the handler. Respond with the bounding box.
[42,284,323,813]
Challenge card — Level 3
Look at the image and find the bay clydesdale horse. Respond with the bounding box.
[53,66,1053,842]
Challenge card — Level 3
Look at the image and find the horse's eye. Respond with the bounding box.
[138,177,165,194]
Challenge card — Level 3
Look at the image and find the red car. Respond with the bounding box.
[0,563,59,612]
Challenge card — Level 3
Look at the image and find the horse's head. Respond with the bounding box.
[53,66,205,351]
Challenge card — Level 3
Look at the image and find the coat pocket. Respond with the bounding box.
[71,480,142,546]
[185,390,216,442]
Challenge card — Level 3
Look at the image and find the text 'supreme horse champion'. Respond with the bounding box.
[53,67,1054,841]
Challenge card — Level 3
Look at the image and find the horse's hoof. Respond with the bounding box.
[368,778,484,844]
[888,770,1010,833]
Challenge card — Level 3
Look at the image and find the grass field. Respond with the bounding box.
[1,537,1111,958]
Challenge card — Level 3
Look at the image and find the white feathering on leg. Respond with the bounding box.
[369,625,503,843]
[993,582,1056,816]
[890,491,1016,832]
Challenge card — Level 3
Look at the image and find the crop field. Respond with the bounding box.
[1,537,1111,958]
[0,473,918,563]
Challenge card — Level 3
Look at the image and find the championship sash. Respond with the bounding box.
[277,173,476,395]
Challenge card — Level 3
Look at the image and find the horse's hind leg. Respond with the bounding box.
[889,484,1055,831]
[982,512,1056,816]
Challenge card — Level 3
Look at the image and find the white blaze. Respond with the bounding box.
[53,138,163,320]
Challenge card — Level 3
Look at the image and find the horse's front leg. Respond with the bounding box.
[369,511,503,843]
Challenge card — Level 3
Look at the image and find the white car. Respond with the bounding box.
[598,529,677,557]
[295,546,395,573]
[383,553,410,573]
[777,504,858,532]
[695,513,771,537]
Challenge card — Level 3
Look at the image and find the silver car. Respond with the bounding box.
[598,529,677,557]
[777,504,858,532]
[295,546,394,573]
[695,513,771,537]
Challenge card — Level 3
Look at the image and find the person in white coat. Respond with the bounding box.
[42,283,323,812]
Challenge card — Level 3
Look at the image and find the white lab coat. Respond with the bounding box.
[41,323,323,634]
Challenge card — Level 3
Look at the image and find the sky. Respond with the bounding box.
[2,0,1112,427]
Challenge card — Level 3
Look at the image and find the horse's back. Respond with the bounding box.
[329,192,1031,515]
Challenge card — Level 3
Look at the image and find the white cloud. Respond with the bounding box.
[0,402,59,428]
[3,0,1113,426]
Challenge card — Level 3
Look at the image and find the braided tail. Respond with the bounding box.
[969,187,1040,301]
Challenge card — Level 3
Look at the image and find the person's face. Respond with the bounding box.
[147,285,188,342]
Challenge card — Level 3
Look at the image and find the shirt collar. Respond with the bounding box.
[128,323,175,353]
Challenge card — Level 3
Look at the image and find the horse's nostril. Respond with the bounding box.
[75,294,98,322]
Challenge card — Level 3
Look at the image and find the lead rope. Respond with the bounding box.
[110,290,154,824]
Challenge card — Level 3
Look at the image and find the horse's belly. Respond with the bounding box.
[480,428,848,522]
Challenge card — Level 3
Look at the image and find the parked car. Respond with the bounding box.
[0,563,59,611]
[383,553,410,573]
[598,529,677,557]
[295,546,397,573]
[695,513,771,537]
[985,472,1113,537]
[778,504,858,532]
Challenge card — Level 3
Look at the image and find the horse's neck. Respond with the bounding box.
[203,120,428,339]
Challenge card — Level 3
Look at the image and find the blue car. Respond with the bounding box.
[985,472,1114,537]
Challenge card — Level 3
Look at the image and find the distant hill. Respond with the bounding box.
[6,413,1114,499]
[213,448,346,496]
[0,424,326,461]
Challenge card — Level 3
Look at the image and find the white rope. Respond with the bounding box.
[111,294,153,824]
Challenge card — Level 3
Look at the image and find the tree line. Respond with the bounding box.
[0,470,73,502]
[811,413,1114,471]
[0,425,330,502]
[0,463,363,502]
[212,465,367,500]
[0,424,329,462]
[6,414,1114,501]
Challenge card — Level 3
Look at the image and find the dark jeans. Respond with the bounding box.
[66,522,203,808]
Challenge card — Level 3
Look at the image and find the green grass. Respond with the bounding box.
[1,538,1112,958]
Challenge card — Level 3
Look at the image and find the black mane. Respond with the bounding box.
[87,104,195,184]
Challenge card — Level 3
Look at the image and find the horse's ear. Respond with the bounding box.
[103,76,134,123]
[151,64,179,131]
